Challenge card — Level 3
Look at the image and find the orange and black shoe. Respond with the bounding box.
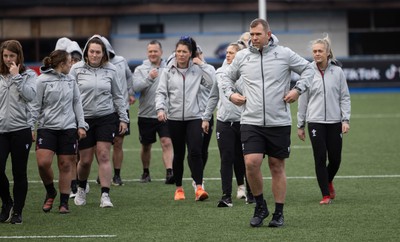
[42,192,57,213]
[195,187,209,201]
[174,188,185,200]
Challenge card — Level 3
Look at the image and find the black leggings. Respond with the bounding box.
[0,128,32,214]
[216,120,245,196]
[308,123,342,196]
[168,119,204,187]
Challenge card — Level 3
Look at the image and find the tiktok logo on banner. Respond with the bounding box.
[312,129,317,137]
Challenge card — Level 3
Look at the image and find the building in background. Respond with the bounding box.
[1,0,400,87]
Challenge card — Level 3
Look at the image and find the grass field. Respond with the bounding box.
[1,92,400,241]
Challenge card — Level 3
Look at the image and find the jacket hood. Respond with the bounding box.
[82,34,110,64]
[249,34,279,52]
[100,36,116,57]
[55,37,83,56]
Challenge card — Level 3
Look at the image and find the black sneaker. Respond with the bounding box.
[250,200,269,227]
[10,212,22,224]
[165,172,175,184]
[217,196,233,208]
[246,192,255,204]
[112,175,124,186]
[268,212,284,227]
[0,202,13,223]
[140,173,151,183]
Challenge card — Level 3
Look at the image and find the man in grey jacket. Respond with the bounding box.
[220,18,314,228]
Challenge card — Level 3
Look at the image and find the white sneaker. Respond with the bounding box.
[192,179,205,192]
[100,193,113,208]
[74,187,86,206]
[236,185,247,199]
[85,182,90,193]
[69,191,76,199]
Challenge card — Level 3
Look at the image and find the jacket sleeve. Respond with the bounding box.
[202,79,219,121]
[13,69,37,102]
[132,66,154,92]
[72,81,89,130]
[199,63,215,90]
[155,69,168,112]
[29,76,44,130]
[288,49,313,94]
[111,70,129,123]
[339,69,351,122]
[124,60,134,96]
[220,56,241,100]
[297,88,309,128]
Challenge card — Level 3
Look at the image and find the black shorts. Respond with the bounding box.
[240,124,291,159]
[36,129,78,155]
[116,110,131,137]
[138,117,170,145]
[79,113,119,150]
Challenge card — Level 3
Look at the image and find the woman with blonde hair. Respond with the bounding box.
[297,34,351,205]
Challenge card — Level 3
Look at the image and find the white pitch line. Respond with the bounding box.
[0,235,116,239]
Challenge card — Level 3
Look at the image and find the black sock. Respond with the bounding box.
[114,169,121,177]
[78,180,87,189]
[166,168,173,174]
[254,193,264,205]
[60,193,69,205]
[275,203,284,214]
[71,180,77,193]
[44,183,57,196]
[143,168,149,174]
[101,187,110,194]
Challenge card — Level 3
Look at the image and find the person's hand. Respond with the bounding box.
[342,122,350,134]
[129,95,136,105]
[202,120,209,134]
[149,68,159,80]
[9,62,20,76]
[119,122,128,135]
[283,89,300,103]
[31,131,36,142]
[157,110,167,122]
[192,57,204,66]
[229,93,246,106]
[77,128,87,140]
[297,128,306,141]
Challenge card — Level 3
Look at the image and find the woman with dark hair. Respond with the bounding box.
[0,40,36,224]
[32,49,88,214]
[156,36,214,201]
[69,35,128,208]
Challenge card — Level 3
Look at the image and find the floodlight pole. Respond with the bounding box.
[258,0,267,20]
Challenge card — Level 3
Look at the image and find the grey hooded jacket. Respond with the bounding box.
[220,34,313,127]
[31,67,88,131]
[102,37,134,111]
[202,62,242,122]
[297,60,351,128]
[132,59,167,118]
[69,35,129,123]
[155,59,214,121]
[0,69,37,132]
